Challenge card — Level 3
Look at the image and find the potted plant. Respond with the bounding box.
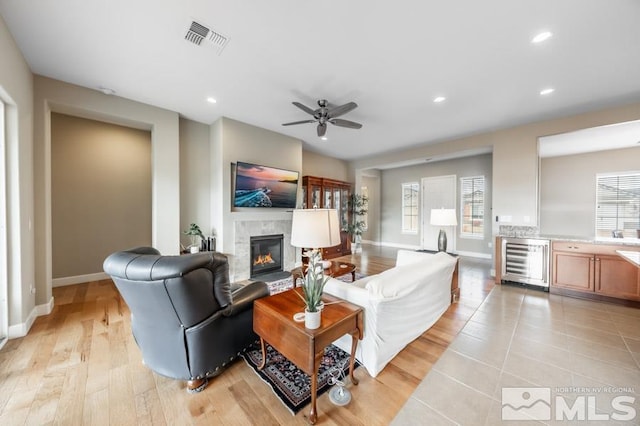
[295,250,329,329]
[183,223,205,253]
[345,193,369,252]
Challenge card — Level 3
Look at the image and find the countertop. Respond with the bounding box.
[498,234,640,247]
[617,250,640,267]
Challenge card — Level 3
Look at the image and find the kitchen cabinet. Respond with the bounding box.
[553,251,594,291]
[301,176,351,259]
[596,254,639,299]
[551,241,640,301]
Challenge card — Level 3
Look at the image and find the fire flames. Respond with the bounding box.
[254,252,275,266]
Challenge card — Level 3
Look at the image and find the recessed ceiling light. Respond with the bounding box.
[99,86,116,95]
[320,136,328,141]
[207,97,217,104]
[540,88,555,96]
[532,31,553,44]
[433,96,446,103]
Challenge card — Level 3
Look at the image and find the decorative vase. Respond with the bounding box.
[437,229,447,252]
[304,308,321,329]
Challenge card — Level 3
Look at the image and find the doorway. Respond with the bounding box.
[421,175,457,251]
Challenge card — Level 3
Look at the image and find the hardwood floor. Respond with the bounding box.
[0,247,494,425]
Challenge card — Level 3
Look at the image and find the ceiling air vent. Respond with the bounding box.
[184,20,229,54]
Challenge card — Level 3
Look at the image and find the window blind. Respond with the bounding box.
[596,173,640,238]
[460,176,485,237]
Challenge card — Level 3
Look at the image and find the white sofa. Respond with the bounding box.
[323,250,458,377]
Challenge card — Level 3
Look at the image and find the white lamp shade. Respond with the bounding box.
[291,209,341,248]
[430,208,458,226]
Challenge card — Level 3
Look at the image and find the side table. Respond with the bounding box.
[291,261,357,287]
[253,288,363,424]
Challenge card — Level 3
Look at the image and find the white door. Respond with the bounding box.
[421,175,457,251]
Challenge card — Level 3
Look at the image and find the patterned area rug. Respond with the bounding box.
[263,271,365,295]
[241,343,360,415]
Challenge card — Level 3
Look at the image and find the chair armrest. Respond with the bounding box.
[323,277,369,308]
[223,281,269,316]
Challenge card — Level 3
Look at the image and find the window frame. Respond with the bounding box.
[595,171,640,239]
[401,182,419,234]
[460,175,485,239]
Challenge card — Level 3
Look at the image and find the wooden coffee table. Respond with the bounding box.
[253,288,363,424]
[291,261,357,286]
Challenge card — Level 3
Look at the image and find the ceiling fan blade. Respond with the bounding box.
[327,102,358,119]
[282,119,316,126]
[292,101,316,116]
[329,118,362,129]
[317,123,327,137]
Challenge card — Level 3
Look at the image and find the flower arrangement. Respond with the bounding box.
[296,250,329,313]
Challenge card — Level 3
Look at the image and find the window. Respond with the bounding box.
[460,176,484,238]
[596,172,640,238]
[402,182,419,233]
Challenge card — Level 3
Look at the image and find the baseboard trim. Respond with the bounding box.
[53,272,109,287]
[37,296,55,316]
[8,296,55,338]
[455,250,492,259]
[364,241,492,260]
[376,241,422,250]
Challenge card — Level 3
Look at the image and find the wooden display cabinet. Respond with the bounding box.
[301,176,352,259]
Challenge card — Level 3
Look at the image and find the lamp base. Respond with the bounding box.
[437,229,447,252]
[329,385,352,406]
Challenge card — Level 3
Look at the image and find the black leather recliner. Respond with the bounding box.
[103,247,269,393]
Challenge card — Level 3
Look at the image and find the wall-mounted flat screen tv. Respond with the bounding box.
[233,161,299,208]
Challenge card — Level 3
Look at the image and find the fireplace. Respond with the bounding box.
[250,234,284,278]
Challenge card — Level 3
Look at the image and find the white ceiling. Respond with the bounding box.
[1,0,640,161]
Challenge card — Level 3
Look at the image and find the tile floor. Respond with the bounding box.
[392,283,640,425]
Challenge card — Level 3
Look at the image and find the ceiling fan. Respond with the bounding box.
[282,99,362,137]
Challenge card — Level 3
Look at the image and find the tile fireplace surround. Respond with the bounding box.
[232,219,296,281]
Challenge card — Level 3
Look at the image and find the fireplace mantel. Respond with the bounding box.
[232,220,296,281]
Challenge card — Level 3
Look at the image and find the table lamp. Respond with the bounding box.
[291,208,341,269]
[430,208,457,252]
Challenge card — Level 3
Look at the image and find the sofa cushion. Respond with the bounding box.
[395,249,436,266]
[365,252,456,299]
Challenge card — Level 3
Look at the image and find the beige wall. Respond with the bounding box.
[51,113,151,279]
[179,118,210,248]
[360,173,380,242]
[540,146,640,237]
[302,150,349,181]
[34,76,181,307]
[351,101,640,247]
[210,117,302,279]
[379,154,493,255]
[0,14,36,332]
